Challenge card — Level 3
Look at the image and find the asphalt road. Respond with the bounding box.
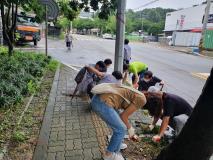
[20,35,213,106]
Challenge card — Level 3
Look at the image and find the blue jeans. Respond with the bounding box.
[91,95,126,153]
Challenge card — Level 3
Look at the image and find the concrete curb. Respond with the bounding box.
[33,64,61,160]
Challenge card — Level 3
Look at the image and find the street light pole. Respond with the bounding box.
[199,0,211,53]
[114,0,126,72]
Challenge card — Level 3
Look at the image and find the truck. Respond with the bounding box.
[16,14,41,46]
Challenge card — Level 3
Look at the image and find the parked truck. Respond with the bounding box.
[16,14,41,46]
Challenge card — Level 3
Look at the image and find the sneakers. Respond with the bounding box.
[120,143,127,150]
[103,152,125,160]
[107,135,127,150]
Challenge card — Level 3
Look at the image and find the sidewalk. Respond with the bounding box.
[148,42,213,58]
[33,65,111,160]
[33,65,151,160]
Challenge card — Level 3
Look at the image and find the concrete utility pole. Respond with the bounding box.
[0,10,2,45]
[45,5,48,56]
[114,0,126,72]
[199,0,211,53]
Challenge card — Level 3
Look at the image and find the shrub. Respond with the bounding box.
[0,46,58,107]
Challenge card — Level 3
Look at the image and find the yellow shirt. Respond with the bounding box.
[129,62,148,75]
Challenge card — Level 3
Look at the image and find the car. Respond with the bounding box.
[102,33,113,39]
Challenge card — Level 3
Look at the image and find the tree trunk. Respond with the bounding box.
[155,68,213,160]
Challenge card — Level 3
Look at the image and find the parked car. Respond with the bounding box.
[102,33,113,39]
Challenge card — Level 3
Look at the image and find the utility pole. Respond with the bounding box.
[45,5,48,56]
[199,0,211,53]
[114,0,126,72]
[0,10,2,45]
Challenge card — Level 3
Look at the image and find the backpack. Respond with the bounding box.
[74,67,86,84]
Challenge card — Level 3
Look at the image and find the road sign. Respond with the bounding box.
[39,0,59,21]
[39,0,59,56]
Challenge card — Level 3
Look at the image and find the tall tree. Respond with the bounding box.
[156,67,213,160]
[0,0,43,56]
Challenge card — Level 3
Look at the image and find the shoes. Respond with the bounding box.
[120,143,127,150]
[103,152,124,160]
[107,135,127,150]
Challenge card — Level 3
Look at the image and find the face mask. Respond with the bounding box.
[143,78,150,82]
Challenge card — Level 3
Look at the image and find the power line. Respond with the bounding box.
[132,0,161,11]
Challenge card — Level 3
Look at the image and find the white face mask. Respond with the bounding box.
[143,78,150,82]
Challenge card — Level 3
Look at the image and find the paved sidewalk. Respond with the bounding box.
[33,65,111,160]
[33,65,151,160]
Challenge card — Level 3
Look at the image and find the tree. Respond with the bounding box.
[156,67,213,160]
[0,0,43,56]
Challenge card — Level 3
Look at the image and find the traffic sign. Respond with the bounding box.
[39,0,59,21]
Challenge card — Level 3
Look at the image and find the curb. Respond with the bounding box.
[33,64,61,160]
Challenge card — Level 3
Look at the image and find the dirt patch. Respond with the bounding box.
[121,122,168,160]
[0,70,55,160]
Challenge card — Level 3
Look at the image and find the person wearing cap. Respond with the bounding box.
[138,71,164,92]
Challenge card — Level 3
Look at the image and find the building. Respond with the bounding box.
[79,11,94,19]
[163,2,213,48]
[164,2,213,36]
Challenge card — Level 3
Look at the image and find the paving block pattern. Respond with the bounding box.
[34,65,152,160]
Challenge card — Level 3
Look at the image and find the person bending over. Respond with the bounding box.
[138,71,164,91]
[91,83,147,160]
[144,92,193,142]
[123,62,148,88]
[85,66,123,98]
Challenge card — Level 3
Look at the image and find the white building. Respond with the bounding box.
[164,2,213,36]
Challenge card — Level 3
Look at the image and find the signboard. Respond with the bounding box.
[39,0,59,21]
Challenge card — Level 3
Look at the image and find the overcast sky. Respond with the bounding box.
[127,0,206,10]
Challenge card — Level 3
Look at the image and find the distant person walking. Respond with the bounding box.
[65,32,73,50]
[124,39,131,64]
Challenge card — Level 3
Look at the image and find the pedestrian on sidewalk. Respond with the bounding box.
[123,61,148,88]
[138,70,164,91]
[144,92,193,142]
[124,39,131,64]
[91,83,147,160]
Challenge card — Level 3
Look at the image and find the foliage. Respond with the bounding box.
[0,0,44,55]
[12,131,26,142]
[0,47,57,107]
[72,7,175,36]
[125,8,175,35]
[68,0,117,20]
[47,60,59,71]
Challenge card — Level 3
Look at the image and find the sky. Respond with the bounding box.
[126,0,206,10]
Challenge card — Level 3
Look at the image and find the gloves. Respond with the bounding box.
[128,126,135,138]
[152,135,161,142]
[133,83,139,89]
[148,124,155,131]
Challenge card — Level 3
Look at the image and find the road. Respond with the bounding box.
[18,34,213,106]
